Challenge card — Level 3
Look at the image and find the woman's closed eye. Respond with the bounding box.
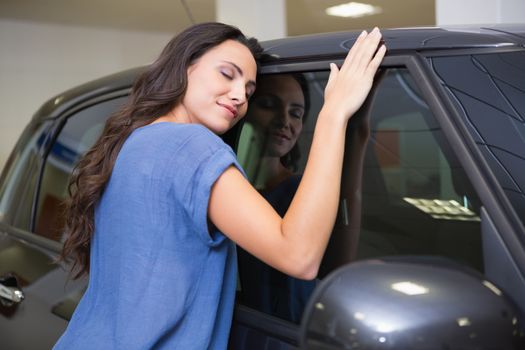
[220,67,234,80]
[289,107,304,120]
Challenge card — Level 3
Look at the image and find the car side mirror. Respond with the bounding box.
[300,257,525,349]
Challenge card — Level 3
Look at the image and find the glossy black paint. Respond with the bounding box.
[259,26,525,63]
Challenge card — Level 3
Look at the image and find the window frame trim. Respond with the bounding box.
[232,304,300,346]
[30,90,131,238]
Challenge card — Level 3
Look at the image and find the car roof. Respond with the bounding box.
[263,24,525,60]
[32,24,525,122]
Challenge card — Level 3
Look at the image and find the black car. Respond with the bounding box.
[1,25,525,349]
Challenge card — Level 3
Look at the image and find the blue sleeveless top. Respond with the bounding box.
[54,123,243,349]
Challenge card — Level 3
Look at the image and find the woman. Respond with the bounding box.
[55,22,385,349]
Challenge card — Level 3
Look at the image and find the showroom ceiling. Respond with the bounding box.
[0,0,435,36]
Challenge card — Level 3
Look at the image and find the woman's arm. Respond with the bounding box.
[320,70,386,276]
[208,28,386,280]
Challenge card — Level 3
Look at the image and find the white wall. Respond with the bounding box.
[216,0,286,40]
[0,19,173,169]
[436,0,525,25]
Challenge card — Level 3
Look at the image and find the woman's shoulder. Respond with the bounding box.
[130,122,225,149]
[123,122,237,171]
[134,122,215,138]
[115,122,235,175]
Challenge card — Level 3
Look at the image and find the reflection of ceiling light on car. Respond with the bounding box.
[457,317,471,327]
[391,281,429,295]
[376,323,395,333]
[354,312,365,320]
[403,197,480,221]
[315,302,325,310]
[482,280,502,296]
[353,312,398,334]
[325,2,382,18]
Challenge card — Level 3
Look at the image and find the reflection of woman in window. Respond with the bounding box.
[238,73,314,323]
[248,73,309,191]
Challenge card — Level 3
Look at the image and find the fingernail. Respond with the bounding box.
[372,27,379,33]
[359,30,367,37]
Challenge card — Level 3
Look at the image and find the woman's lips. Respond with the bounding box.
[269,131,292,144]
[218,103,238,118]
[271,131,291,140]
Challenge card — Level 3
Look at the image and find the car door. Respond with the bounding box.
[229,53,525,348]
[0,94,128,349]
[0,119,71,349]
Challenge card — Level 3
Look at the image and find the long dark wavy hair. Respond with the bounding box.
[60,22,263,278]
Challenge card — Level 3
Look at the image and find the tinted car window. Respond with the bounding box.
[236,68,484,324]
[430,52,525,227]
[34,97,126,241]
[236,72,322,324]
[0,121,51,230]
[347,69,482,270]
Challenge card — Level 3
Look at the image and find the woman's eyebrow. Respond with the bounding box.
[223,60,256,88]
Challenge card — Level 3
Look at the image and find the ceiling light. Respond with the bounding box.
[325,2,382,18]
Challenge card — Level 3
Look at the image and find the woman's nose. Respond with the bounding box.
[229,83,247,105]
[273,109,290,128]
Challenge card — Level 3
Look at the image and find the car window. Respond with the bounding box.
[344,68,482,269]
[236,72,321,324]
[430,51,525,228]
[34,97,127,241]
[0,121,51,231]
[235,68,483,324]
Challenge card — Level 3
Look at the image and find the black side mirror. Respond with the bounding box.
[300,257,525,349]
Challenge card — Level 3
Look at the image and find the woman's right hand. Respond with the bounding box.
[323,27,386,123]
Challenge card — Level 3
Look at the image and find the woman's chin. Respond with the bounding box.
[265,145,293,158]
